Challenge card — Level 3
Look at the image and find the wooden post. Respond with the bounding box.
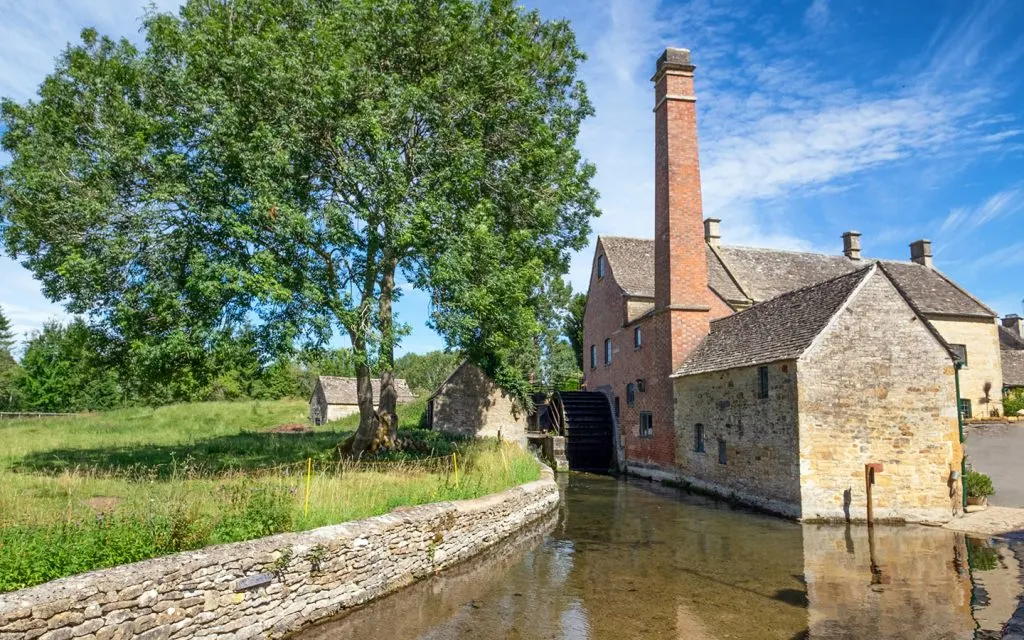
[865,463,883,526]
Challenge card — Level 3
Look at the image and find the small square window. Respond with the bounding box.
[634,327,642,349]
[590,345,597,370]
[959,398,972,420]
[639,412,653,438]
[597,254,606,279]
[626,383,636,407]
[758,366,769,399]
[950,344,968,367]
[718,438,727,465]
[604,338,612,365]
[694,424,705,453]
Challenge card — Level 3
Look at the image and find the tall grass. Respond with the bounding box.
[0,399,540,593]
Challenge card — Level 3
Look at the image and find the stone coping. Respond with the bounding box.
[0,465,559,639]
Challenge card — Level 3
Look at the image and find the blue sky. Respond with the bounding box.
[1,0,1022,355]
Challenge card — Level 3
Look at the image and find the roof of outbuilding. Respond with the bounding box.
[315,376,416,405]
[1003,351,1024,388]
[673,267,873,377]
[597,236,994,318]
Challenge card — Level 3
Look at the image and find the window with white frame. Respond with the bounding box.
[639,412,653,438]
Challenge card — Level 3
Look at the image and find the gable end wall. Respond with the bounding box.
[797,270,962,523]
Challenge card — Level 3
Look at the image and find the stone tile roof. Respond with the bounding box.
[999,325,1024,350]
[673,267,873,377]
[598,236,745,303]
[598,237,993,318]
[1003,351,1024,388]
[317,376,416,405]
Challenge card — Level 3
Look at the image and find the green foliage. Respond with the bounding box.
[393,351,461,394]
[0,306,14,354]
[16,319,122,411]
[0,0,598,447]
[563,292,586,370]
[967,537,1000,571]
[1003,388,1024,416]
[0,399,539,592]
[965,470,994,498]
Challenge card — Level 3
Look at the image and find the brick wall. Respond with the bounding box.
[431,362,526,445]
[929,316,1004,417]
[798,270,963,522]
[673,361,802,515]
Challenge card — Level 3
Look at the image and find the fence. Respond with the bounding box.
[0,412,86,419]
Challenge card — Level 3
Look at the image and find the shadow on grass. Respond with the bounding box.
[12,428,466,479]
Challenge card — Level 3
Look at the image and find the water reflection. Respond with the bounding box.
[297,475,1024,640]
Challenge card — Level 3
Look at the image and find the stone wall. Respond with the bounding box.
[430,362,526,445]
[0,468,558,640]
[672,361,802,516]
[930,316,1004,417]
[798,270,963,523]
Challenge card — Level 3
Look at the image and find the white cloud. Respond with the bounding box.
[937,187,1024,239]
[0,257,70,348]
[803,0,829,31]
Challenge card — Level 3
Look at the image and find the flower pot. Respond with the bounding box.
[967,496,988,506]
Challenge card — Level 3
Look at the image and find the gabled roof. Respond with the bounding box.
[1003,351,1024,388]
[598,236,745,303]
[1000,325,1024,351]
[597,236,995,319]
[673,267,873,377]
[315,376,416,405]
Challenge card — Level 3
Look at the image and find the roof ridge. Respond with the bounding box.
[710,264,873,328]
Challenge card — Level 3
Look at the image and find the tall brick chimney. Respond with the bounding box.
[652,48,712,371]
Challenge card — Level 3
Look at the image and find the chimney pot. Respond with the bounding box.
[1003,315,1023,339]
[842,231,862,260]
[910,239,933,268]
[704,218,721,248]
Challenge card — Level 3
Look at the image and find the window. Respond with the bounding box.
[694,424,705,453]
[959,399,973,420]
[604,338,613,365]
[626,383,636,407]
[950,344,968,367]
[640,412,653,438]
[636,378,646,393]
[758,366,769,399]
[718,438,727,465]
[590,345,597,370]
[634,327,643,349]
[597,254,606,279]
[614,396,620,420]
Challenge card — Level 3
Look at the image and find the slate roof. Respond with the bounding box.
[1003,351,1024,388]
[316,376,416,405]
[1000,325,1024,351]
[673,267,873,377]
[598,236,994,318]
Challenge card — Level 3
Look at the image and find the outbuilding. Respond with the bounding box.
[309,376,416,424]
[428,361,527,445]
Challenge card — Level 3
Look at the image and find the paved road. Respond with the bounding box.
[966,423,1024,508]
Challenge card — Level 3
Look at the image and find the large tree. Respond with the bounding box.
[0,0,597,455]
[563,292,586,371]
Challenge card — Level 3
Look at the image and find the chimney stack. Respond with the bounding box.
[910,239,933,268]
[1004,315,1023,339]
[704,218,721,248]
[652,47,711,372]
[842,231,862,260]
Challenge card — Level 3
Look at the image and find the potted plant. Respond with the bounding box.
[965,470,994,506]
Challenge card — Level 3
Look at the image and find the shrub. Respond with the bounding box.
[1004,388,1024,417]
[965,470,995,498]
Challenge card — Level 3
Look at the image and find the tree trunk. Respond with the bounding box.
[377,257,399,441]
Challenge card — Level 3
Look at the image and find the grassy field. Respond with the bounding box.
[0,398,540,592]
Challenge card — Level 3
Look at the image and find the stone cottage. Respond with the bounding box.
[309,376,416,424]
[428,361,527,445]
[1000,315,1024,392]
[582,47,975,522]
[672,264,963,521]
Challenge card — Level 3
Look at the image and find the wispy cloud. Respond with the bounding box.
[937,187,1024,238]
[803,0,829,31]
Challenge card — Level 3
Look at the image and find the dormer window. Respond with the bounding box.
[597,254,606,279]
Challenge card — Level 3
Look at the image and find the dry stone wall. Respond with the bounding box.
[0,468,558,640]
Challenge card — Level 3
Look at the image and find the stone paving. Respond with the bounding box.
[966,421,1024,508]
[944,506,1024,538]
